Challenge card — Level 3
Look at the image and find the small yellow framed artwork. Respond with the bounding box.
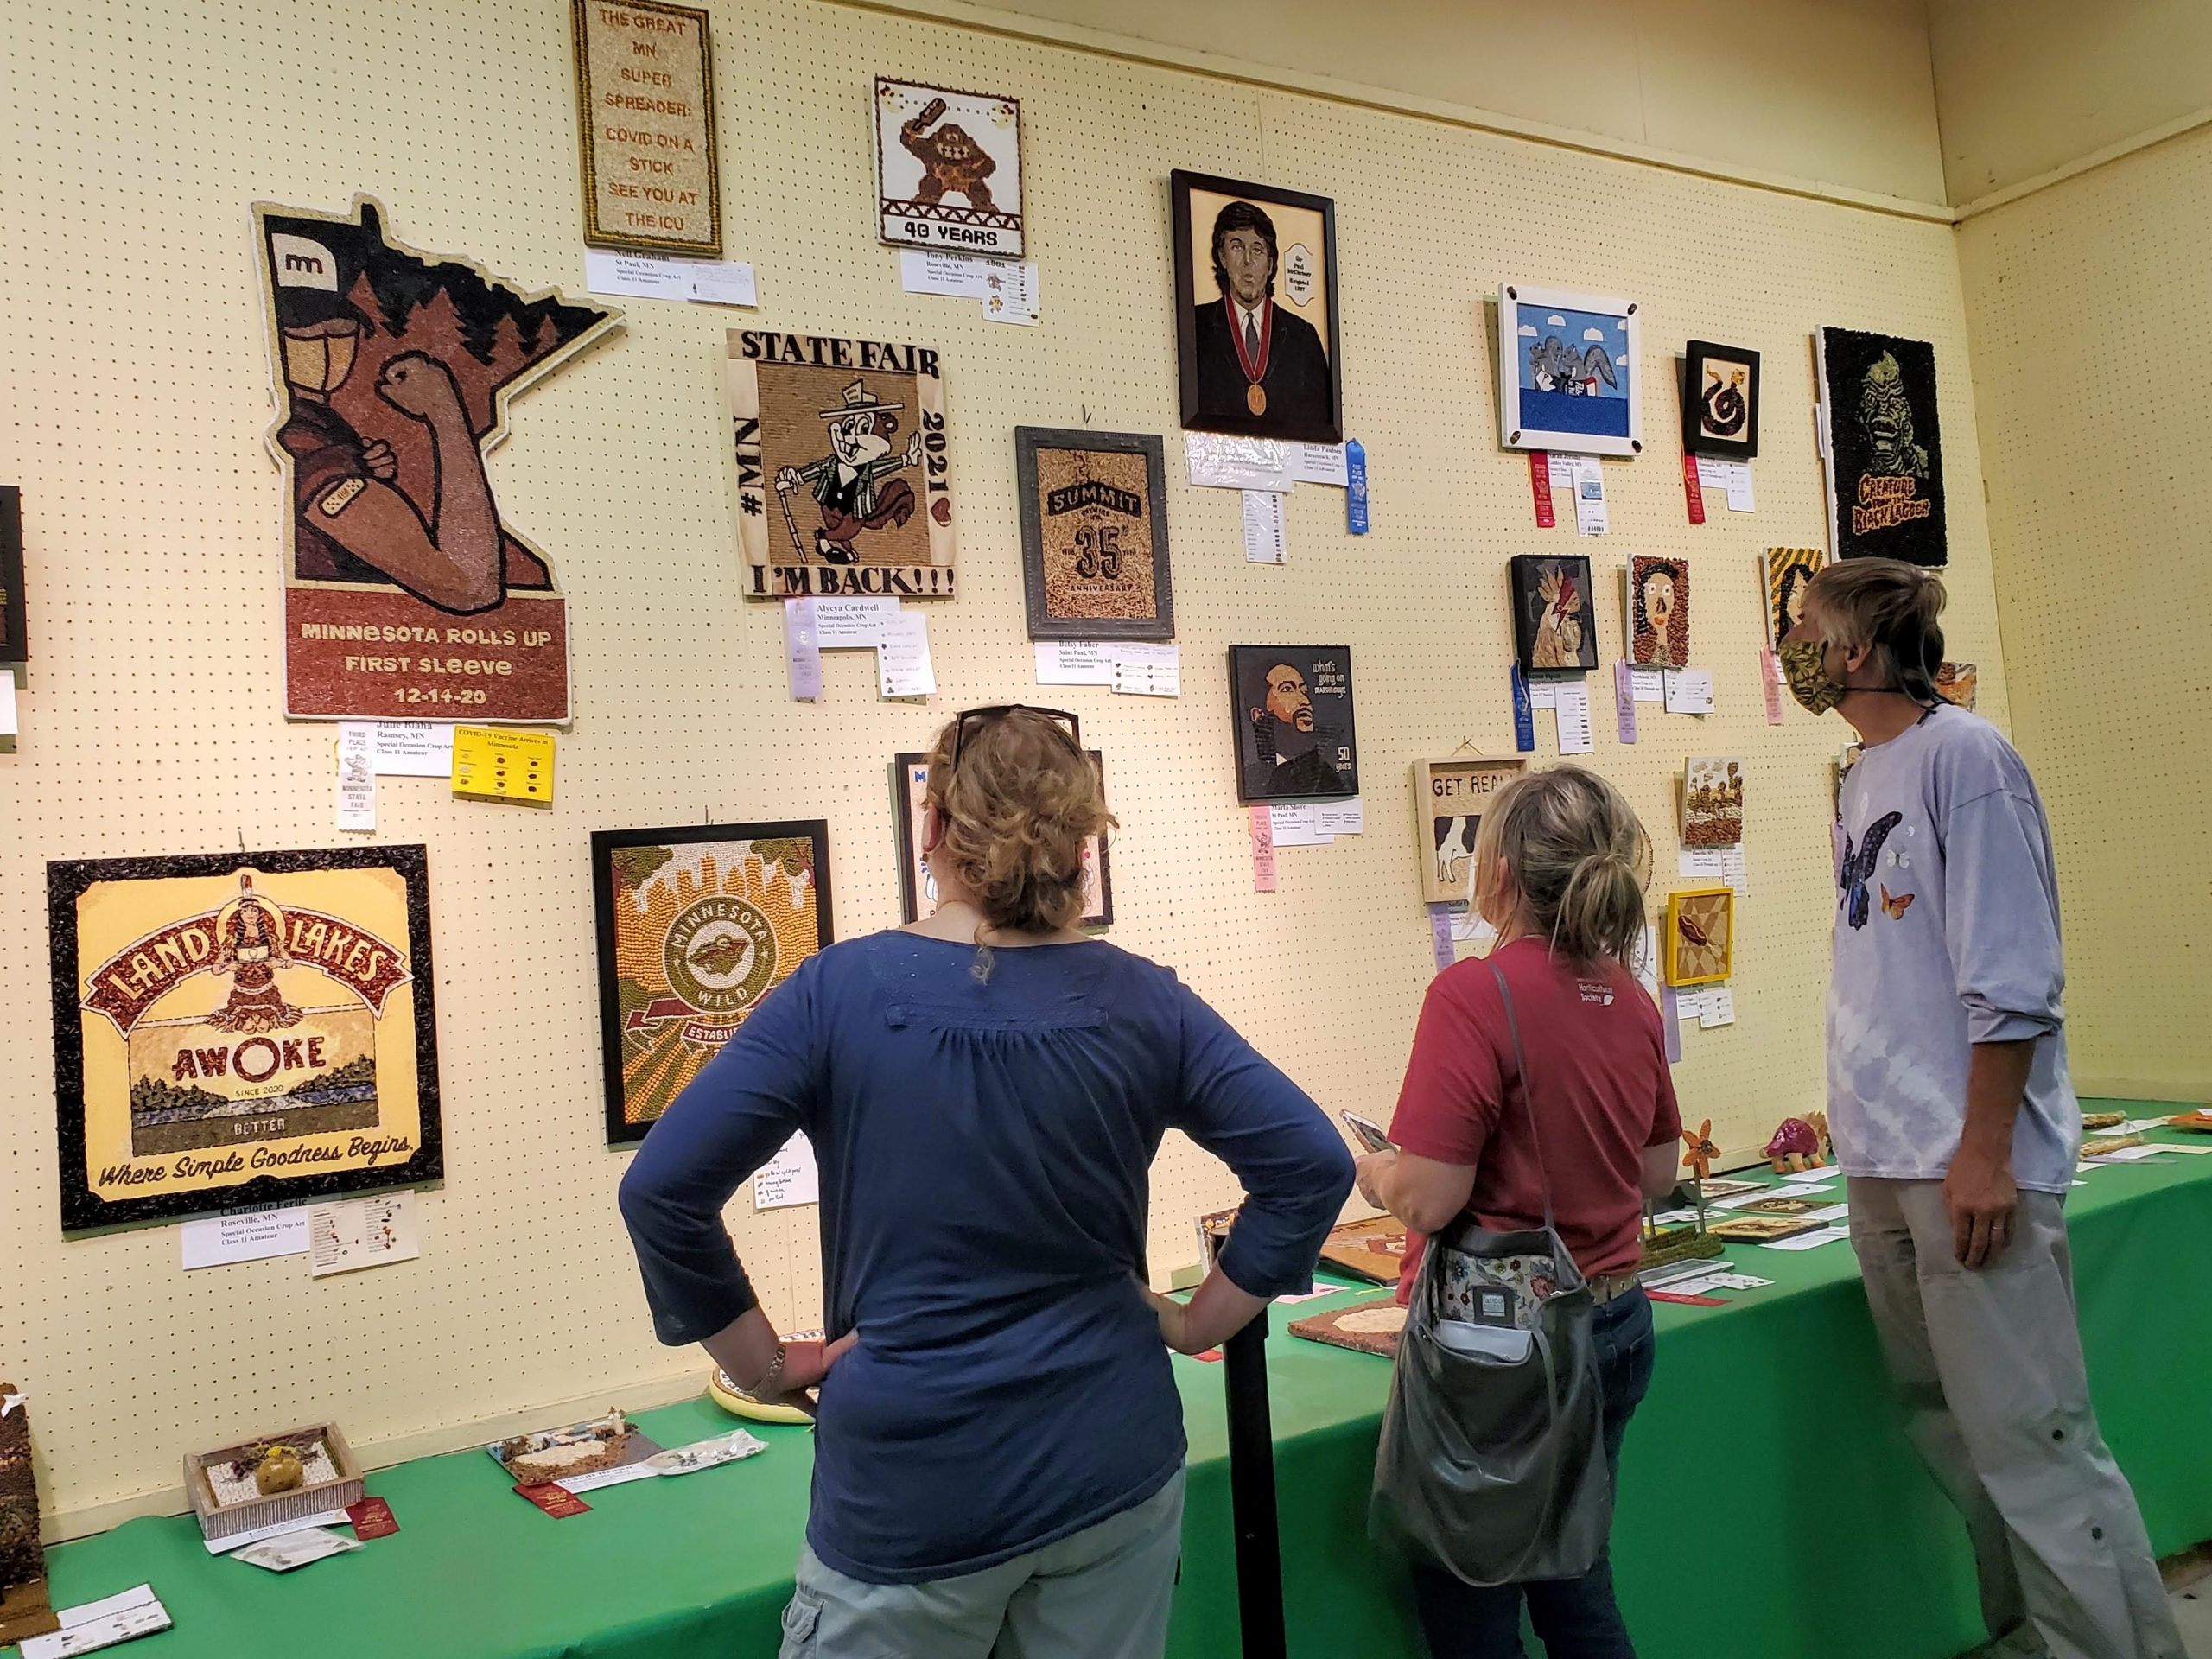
[1663,886,1734,986]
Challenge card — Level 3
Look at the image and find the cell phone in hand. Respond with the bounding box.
[1341,1111,1394,1154]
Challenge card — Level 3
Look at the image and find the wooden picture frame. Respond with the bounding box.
[1681,340,1760,458]
[1014,428,1173,641]
[48,846,442,1233]
[1229,646,1358,803]
[571,0,721,257]
[1498,282,1643,458]
[1172,170,1343,445]
[1412,755,1527,905]
[592,823,833,1145]
[893,753,1113,928]
[1663,886,1735,986]
[874,78,1023,257]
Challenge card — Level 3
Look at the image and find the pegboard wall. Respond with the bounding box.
[0,0,2005,1534]
[1956,127,2212,1103]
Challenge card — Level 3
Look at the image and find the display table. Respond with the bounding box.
[40,1105,2212,1659]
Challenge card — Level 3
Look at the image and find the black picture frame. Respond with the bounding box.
[1014,428,1174,642]
[0,485,23,664]
[1229,645,1359,803]
[1681,340,1761,459]
[592,822,833,1146]
[893,753,1113,928]
[1509,556,1601,673]
[47,844,442,1233]
[1171,170,1344,445]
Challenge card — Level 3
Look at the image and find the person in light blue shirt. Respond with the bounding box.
[1783,562,2182,1659]
[618,705,1352,1659]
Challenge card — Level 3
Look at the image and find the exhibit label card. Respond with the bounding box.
[754,1133,820,1211]
[308,1191,421,1277]
[19,1586,170,1659]
[573,1,721,257]
[180,1205,312,1271]
[1242,491,1286,564]
[1034,641,1116,686]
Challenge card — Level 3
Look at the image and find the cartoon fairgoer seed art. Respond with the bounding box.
[726,332,957,601]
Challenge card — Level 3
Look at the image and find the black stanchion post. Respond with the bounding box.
[1220,1281,1287,1658]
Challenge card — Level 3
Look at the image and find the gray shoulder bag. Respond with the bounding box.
[1369,958,1612,1584]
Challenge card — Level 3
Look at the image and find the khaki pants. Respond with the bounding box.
[1848,1179,2183,1659]
[777,1469,1185,1659]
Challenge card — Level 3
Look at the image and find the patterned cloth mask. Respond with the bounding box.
[1780,639,1847,715]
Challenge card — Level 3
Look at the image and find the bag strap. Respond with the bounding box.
[1485,956,1557,1231]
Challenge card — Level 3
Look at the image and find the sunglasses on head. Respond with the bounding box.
[948,704,1083,773]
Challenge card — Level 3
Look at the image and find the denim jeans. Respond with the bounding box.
[1409,1287,1657,1659]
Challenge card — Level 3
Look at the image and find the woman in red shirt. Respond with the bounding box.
[1357,766,1681,1659]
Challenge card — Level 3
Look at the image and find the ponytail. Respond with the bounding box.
[1554,848,1649,966]
[1470,766,1652,969]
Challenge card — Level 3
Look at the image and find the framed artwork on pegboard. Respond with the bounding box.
[1412,755,1526,906]
[0,485,23,664]
[1509,555,1599,673]
[1172,170,1343,445]
[570,0,721,257]
[727,330,956,601]
[1663,886,1735,987]
[47,846,442,1233]
[254,196,619,723]
[874,78,1024,257]
[1680,340,1760,459]
[1627,555,1689,669]
[1764,547,1827,652]
[1816,327,1947,566]
[1230,646,1357,802]
[592,823,832,1145]
[1014,428,1173,641]
[1497,283,1643,458]
[893,753,1113,928]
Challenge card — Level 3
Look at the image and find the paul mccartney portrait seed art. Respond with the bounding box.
[1173,171,1342,445]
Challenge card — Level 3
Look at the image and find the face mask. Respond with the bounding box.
[1780,639,1847,715]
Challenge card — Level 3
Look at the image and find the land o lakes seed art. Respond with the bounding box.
[727,331,956,600]
[257,198,620,722]
[593,824,831,1143]
[47,848,441,1232]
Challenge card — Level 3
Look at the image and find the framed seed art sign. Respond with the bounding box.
[874,78,1024,257]
[726,330,957,601]
[571,0,721,257]
[48,846,442,1232]
[592,823,832,1144]
[1014,428,1173,641]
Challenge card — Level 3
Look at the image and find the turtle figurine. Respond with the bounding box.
[1765,1112,1831,1174]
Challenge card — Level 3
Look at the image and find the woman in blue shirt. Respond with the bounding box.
[620,706,1353,1658]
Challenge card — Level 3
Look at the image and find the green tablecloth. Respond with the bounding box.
[41,1104,2212,1659]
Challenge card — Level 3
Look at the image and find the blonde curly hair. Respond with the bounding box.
[924,710,1114,937]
